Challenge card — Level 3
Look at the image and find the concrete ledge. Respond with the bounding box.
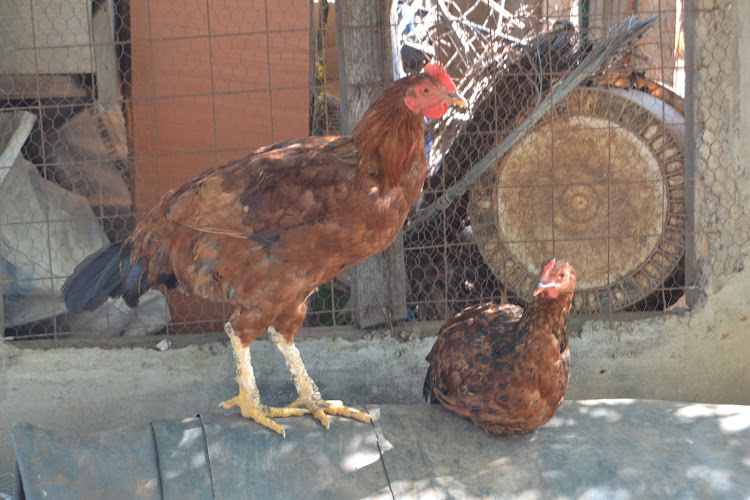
[11,401,750,499]
[3,269,750,477]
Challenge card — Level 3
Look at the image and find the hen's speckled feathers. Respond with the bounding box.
[424,259,577,438]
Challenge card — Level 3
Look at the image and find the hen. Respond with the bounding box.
[62,62,466,437]
[423,259,577,438]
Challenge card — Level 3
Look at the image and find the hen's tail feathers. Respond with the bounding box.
[423,365,439,404]
[62,242,151,312]
[423,344,440,403]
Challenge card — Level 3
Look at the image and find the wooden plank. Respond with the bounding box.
[92,0,122,109]
[336,0,408,328]
[682,1,698,307]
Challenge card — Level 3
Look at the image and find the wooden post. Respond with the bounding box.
[92,0,121,110]
[682,0,698,307]
[336,0,408,328]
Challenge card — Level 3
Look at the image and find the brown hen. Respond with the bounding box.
[63,62,466,437]
[424,259,577,438]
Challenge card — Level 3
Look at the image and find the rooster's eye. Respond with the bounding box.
[421,87,432,95]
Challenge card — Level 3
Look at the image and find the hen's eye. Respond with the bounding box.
[421,87,432,95]
[559,271,567,280]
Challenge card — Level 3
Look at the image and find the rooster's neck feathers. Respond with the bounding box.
[351,77,427,190]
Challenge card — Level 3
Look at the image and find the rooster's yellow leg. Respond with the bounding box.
[220,323,308,438]
[267,326,374,429]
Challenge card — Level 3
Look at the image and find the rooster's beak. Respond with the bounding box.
[444,93,468,108]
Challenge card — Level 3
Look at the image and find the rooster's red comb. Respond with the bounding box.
[424,61,457,93]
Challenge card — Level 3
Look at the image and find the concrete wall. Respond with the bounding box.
[2,0,750,474]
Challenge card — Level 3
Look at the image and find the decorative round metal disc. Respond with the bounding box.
[469,87,686,313]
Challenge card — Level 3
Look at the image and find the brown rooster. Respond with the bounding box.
[63,62,466,437]
[423,259,577,438]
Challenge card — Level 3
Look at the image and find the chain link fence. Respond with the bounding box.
[0,0,707,339]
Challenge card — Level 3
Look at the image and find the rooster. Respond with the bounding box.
[63,62,466,437]
[423,259,577,438]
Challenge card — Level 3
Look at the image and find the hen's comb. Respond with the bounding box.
[541,259,557,278]
[424,61,457,93]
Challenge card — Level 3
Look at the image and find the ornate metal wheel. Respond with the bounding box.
[469,86,686,313]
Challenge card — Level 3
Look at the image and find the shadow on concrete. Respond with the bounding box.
[11,400,750,499]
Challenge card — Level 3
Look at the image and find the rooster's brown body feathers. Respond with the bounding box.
[64,64,467,436]
[131,127,426,344]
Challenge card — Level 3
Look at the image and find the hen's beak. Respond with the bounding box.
[533,282,556,297]
[444,92,468,108]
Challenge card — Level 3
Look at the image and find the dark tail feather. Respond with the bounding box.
[423,344,440,403]
[119,251,151,307]
[423,365,438,403]
[62,242,151,312]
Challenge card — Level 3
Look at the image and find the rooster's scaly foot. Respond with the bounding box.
[289,397,373,430]
[220,392,309,438]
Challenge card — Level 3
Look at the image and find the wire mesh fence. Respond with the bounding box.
[0,0,701,339]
